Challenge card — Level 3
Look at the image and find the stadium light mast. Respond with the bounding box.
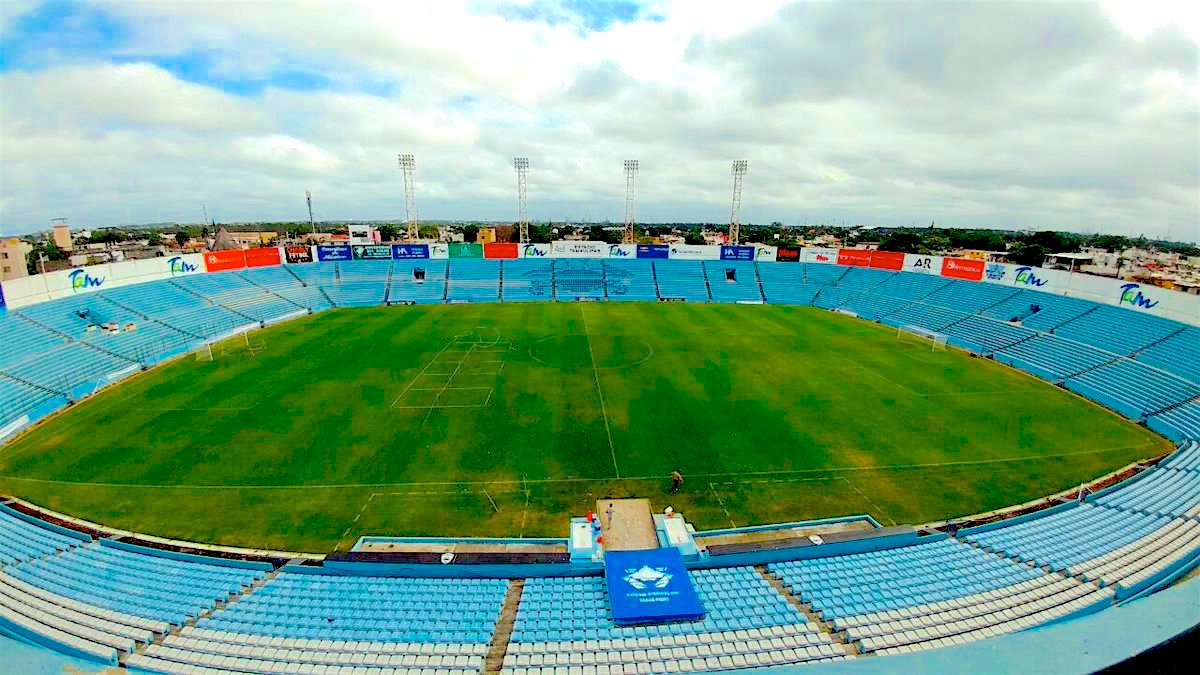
[398,153,418,241]
[305,190,314,234]
[514,157,530,243]
[623,159,638,244]
[729,160,748,245]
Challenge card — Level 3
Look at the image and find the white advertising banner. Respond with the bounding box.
[45,263,116,300]
[980,262,1067,293]
[1,274,53,309]
[667,244,721,260]
[902,253,942,275]
[801,247,839,264]
[607,244,637,258]
[429,243,450,259]
[754,245,778,261]
[521,243,552,259]
[551,241,608,258]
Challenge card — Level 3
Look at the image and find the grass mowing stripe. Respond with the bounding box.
[581,303,620,478]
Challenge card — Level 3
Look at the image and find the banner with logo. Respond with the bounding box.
[52,265,114,297]
[802,247,838,263]
[636,244,669,259]
[392,244,430,260]
[551,241,608,258]
[317,245,352,262]
[668,244,720,260]
[837,249,872,267]
[245,247,282,268]
[448,243,483,259]
[165,253,205,277]
[982,262,1064,291]
[754,245,777,261]
[285,246,314,264]
[605,548,705,625]
[482,243,518,259]
[720,246,755,261]
[903,253,941,275]
[429,243,449,259]
[352,245,392,260]
[521,243,551,258]
[940,257,985,281]
[608,244,636,258]
[776,248,800,262]
[204,250,246,273]
[869,250,905,271]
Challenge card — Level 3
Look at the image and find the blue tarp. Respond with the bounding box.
[605,548,705,625]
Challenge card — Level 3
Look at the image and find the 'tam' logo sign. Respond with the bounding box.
[67,269,105,293]
[1119,283,1159,309]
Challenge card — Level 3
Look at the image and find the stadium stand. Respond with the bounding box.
[502,259,554,302]
[1135,327,1200,384]
[653,260,710,302]
[390,261,449,305]
[447,260,502,303]
[320,261,391,307]
[755,263,813,305]
[704,262,762,303]
[604,260,658,301]
[554,260,606,300]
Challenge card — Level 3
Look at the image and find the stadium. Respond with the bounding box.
[0,240,1198,673]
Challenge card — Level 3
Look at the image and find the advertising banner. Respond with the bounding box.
[982,262,1064,291]
[837,249,872,267]
[776,248,801,262]
[482,243,518,259]
[869,250,905,271]
[667,244,720,260]
[352,245,392,260]
[801,247,838,263]
[204,250,246,273]
[245,247,282,268]
[605,548,706,625]
[552,241,608,258]
[903,253,941,275]
[165,254,205,277]
[46,264,115,298]
[521,243,551,258]
[608,244,636,258]
[636,244,669,259]
[110,258,166,284]
[720,245,756,261]
[317,245,352,262]
[429,243,449,259]
[940,257,985,281]
[392,244,430,260]
[447,243,483,259]
[285,246,314,264]
[754,245,777,261]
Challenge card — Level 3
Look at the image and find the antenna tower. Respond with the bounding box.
[729,160,748,245]
[398,153,418,241]
[623,159,638,244]
[514,157,529,243]
[305,190,314,233]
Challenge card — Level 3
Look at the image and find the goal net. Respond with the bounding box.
[897,324,948,351]
[197,331,266,361]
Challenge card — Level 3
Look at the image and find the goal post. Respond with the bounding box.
[897,324,948,351]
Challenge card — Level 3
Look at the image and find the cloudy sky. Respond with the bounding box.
[0,0,1197,240]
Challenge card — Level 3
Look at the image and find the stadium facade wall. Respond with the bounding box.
[2,244,1197,325]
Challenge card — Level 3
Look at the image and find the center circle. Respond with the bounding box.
[529,334,653,369]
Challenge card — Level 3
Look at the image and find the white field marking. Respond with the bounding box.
[389,338,463,408]
[335,492,377,551]
[581,304,620,478]
[394,402,490,410]
[482,487,500,513]
[839,476,897,526]
[0,440,1163,490]
[519,476,531,538]
[408,387,493,392]
[708,482,737,528]
[836,355,922,396]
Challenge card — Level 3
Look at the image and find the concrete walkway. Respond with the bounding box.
[597,498,659,551]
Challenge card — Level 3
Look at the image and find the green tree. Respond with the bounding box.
[683,231,705,246]
[175,231,189,247]
[1008,242,1047,267]
[147,232,162,246]
[878,231,923,253]
[462,225,479,243]
[377,224,400,242]
[418,225,441,240]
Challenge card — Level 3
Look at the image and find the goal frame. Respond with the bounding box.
[897,324,948,351]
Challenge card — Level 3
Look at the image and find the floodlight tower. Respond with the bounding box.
[398,153,418,241]
[622,159,638,244]
[513,157,530,243]
[729,160,748,245]
[305,190,314,234]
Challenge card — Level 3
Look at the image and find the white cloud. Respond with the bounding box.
[0,0,1196,241]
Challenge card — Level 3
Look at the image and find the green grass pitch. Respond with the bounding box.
[0,303,1171,552]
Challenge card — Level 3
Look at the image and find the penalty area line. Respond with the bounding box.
[581,304,620,479]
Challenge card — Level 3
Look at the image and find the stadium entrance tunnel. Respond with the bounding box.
[529,334,653,370]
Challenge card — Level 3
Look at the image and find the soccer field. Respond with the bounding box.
[0,303,1170,552]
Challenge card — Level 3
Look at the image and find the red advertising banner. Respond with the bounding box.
[245,247,282,268]
[203,250,246,273]
[941,257,985,281]
[869,250,905,271]
[483,242,519,259]
[775,248,800,262]
[838,249,872,267]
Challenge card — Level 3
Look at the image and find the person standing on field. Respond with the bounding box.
[670,470,684,494]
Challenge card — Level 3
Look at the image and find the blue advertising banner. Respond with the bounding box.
[636,244,669,259]
[0,282,5,313]
[605,548,705,625]
[720,246,755,261]
[392,244,430,260]
[317,245,352,262]
[354,245,393,260]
